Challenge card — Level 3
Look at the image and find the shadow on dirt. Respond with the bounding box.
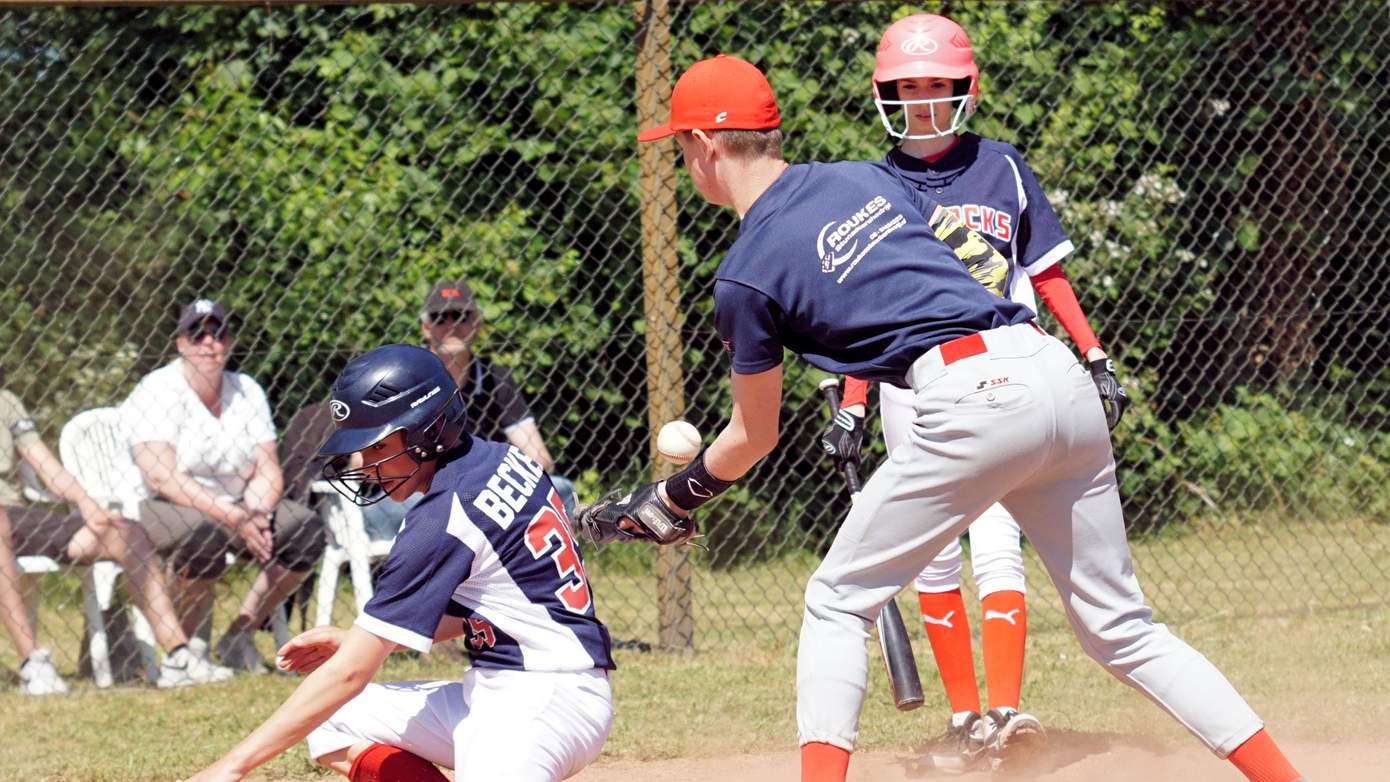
[893,730,1171,779]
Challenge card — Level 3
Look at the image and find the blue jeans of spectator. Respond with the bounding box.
[550,474,577,518]
[359,474,576,541]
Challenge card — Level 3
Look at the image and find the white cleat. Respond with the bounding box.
[926,710,990,774]
[18,649,69,696]
[984,707,1046,768]
[157,644,234,688]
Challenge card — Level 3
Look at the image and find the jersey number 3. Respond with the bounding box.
[524,488,592,614]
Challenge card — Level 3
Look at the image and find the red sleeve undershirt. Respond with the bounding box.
[840,265,1100,409]
[841,376,870,409]
[1029,264,1101,356]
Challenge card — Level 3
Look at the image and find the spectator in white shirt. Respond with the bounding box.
[124,299,324,672]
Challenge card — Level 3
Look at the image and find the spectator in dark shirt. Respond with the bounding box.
[284,280,575,541]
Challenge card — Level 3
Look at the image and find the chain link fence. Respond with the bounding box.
[1,1,1387,688]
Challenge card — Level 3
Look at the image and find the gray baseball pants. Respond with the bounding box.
[796,322,1262,756]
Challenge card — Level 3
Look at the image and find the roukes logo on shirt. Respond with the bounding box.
[329,400,350,422]
[818,195,892,273]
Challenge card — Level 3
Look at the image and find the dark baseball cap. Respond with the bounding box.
[424,280,477,317]
[176,298,229,335]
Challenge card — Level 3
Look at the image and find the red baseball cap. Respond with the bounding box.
[636,54,781,142]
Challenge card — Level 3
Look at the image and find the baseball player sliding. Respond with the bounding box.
[181,345,614,782]
[595,53,1304,782]
[817,13,1130,771]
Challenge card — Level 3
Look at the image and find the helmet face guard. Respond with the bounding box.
[320,389,466,506]
[873,89,975,140]
[322,441,421,507]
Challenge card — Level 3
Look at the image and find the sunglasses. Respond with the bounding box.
[184,324,230,342]
[428,309,474,326]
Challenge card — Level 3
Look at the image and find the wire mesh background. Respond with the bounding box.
[1,1,1388,683]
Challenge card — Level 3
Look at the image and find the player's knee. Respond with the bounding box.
[1069,606,1165,668]
[803,576,862,624]
[346,743,448,782]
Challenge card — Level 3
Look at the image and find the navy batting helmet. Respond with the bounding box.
[317,344,468,505]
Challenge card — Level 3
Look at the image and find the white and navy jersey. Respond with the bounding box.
[713,160,1034,388]
[880,135,1074,313]
[355,438,614,672]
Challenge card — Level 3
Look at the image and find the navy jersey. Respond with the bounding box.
[355,438,614,672]
[881,135,1074,313]
[713,160,1033,387]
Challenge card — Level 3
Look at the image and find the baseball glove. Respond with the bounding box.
[572,482,698,546]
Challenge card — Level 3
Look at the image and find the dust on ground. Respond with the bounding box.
[573,736,1383,781]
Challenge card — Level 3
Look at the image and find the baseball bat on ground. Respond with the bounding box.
[817,378,925,712]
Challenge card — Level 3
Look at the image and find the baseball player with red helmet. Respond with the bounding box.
[623,53,1304,782]
[817,13,1129,770]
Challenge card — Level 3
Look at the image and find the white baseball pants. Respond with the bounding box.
[306,668,612,781]
[796,323,1262,755]
[886,378,1027,597]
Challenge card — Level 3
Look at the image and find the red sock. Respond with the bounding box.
[1227,729,1301,782]
[918,589,981,714]
[980,590,1027,710]
[348,743,449,782]
[801,741,851,782]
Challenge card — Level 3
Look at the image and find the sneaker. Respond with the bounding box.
[215,627,267,674]
[983,707,1046,767]
[926,710,989,774]
[18,649,69,696]
[186,636,210,658]
[156,645,234,689]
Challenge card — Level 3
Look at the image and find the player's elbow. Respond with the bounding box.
[749,426,779,457]
[332,662,377,697]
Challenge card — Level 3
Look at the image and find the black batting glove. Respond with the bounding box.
[1089,358,1130,431]
[819,407,865,468]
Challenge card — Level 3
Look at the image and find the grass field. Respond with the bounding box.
[1,519,1387,780]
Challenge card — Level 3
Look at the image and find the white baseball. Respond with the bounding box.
[657,420,702,464]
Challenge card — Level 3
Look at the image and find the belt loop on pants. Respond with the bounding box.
[939,332,987,366]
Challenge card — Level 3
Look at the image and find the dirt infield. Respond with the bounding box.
[574,737,1383,781]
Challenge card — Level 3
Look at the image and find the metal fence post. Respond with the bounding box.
[634,0,693,651]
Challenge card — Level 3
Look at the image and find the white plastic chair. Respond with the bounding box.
[59,408,290,663]
[55,408,161,687]
[311,481,395,627]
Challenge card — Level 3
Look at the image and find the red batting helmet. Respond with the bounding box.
[872,14,979,140]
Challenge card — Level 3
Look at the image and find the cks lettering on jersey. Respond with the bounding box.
[355,439,614,672]
[880,134,1076,312]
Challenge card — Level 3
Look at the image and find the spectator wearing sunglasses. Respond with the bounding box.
[418,280,574,506]
[122,299,325,673]
[295,280,571,541]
